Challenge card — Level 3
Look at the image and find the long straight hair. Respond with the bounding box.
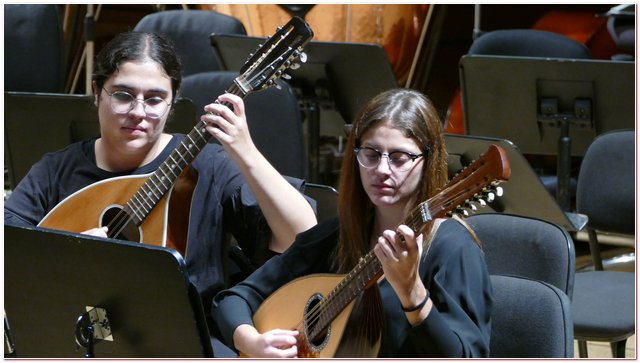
[334,88,448,273]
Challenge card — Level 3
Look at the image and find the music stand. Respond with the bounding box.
[4,91,197,189]
[4,223,213,358]
[210,34,398,182]
[459,55,635,211]
[445,134,587,232]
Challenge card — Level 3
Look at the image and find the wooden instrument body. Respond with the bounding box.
[35,16,314,258]
[38,169,196,256]
[242,145,511,358]
[247,274,358,358]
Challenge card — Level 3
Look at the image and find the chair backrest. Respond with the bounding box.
[134,9,246,76]
[468,29,592,59]
[4,91,196,190]
[606,5,635,56]
[576,130,635,235]
[304,183,338,222]
[466,213,575,297]
[4,4,65,92]
[490,275,574,358]
[180,71,305,179]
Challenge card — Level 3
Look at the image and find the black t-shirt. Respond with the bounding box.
[4,134,307,314]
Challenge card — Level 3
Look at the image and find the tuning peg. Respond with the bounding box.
[495,186,504,197]
[281,73,292,80]
[298,52,308,63]
[485,192,495,203]
[476,198,487,206]
[290,62,301,70]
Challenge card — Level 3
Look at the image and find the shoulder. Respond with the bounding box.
[285,217,339,254]
[42,140,87,162]
[427,218,482,259]
[192,141,231,168]
[30,140,90,174]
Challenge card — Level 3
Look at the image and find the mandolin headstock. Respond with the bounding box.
[410,144,511,230]
[235,16,313,95]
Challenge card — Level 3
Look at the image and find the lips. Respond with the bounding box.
[372,183,394,193]
[122,125,146,133]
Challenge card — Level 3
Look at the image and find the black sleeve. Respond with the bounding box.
[406,220,493,357]
[213,218,338,350]
[228,175,313,266]
[4,156,58,226]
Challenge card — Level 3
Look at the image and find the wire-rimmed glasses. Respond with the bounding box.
[102,89,170,119]
[354,146,424,172]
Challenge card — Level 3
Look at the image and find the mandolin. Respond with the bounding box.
[38,17,314,256]
[245,144,511,358]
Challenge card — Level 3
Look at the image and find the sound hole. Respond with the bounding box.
[101,205,141,242]
[304,293,330,351]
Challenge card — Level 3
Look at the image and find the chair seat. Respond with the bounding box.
[572,271,635,341]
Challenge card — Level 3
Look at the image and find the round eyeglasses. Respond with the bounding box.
[354,146,424,172]
[102,89,170,119]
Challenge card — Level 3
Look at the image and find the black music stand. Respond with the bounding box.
[210,34,398,182]
[4,223,213,358]
[4,91,197,189]
[459,55,635,211]
[445,134,587,232]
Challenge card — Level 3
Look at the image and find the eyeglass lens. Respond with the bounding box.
[356,147,420,171]
[108,91,169,119]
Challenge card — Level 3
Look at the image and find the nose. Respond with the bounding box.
[128,99,146,118]
[374,154,392,174]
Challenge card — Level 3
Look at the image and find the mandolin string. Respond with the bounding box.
[302,198,477,341]
[301,164,498,339]
[302,187,482,337]
[301,208,427,339]
[88,37,306,240]
[104,84,246,240]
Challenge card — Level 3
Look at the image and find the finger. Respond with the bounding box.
[376,235,400,262]
[272,329,299,337]
[202,113,232,135]
[268,344,298,358]
[82,227,108,237]
[271,333,298,346]
[217,93,244,116]
[203,102,234,123]
[396,225,418,252]
[382,229,409,257]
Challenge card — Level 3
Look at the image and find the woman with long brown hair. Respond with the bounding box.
[213,88,493,357]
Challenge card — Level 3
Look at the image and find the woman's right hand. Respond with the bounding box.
[234,324,299,358]
[82,226,108,238]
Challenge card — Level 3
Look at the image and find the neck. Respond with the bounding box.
[371,206,403,246]
[95,134,171,172]
[376,199,412,228]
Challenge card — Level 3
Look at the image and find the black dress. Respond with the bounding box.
[213,217,493,357]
